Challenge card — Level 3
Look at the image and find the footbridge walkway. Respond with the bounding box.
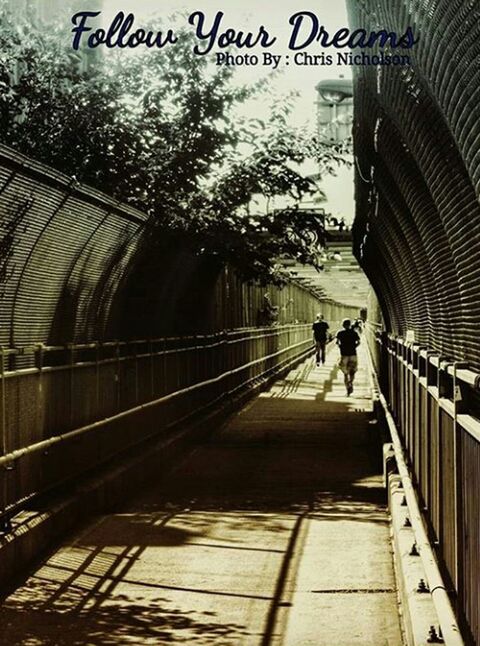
[0,344,405,646]
[3,0,480,643]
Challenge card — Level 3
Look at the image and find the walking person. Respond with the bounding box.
[336,318,361,395]
[352,318,363,334]
[312,314,329,366]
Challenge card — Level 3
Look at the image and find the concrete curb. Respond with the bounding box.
[388,471,443,646]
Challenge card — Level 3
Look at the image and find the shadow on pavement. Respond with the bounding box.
[0,348,386,645]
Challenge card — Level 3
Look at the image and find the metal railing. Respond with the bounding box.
[0,324,315,531]
[369,327,480,646]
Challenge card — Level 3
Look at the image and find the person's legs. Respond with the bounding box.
[339,356,350,393]
[344,368,352,394]
[346,356,358,394]
[319,341,326,364]
[315,341,321,365]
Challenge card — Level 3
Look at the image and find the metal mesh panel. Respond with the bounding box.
[0,145,148,358]
[349,4,480,631]
[348,0,480,368]
[0,144,357,354]
[0,170,66,347]
[4,373,40,451]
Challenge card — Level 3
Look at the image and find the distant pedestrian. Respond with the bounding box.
[336,318,360,395]
[312,314,329,365]
[352,318,363,334]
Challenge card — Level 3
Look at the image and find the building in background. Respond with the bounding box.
[286,77,370,314]
[308,77,355,226]
[3,0,103,72]
[4,0,102,23]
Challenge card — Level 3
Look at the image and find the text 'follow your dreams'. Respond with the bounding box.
[71,10,418,67]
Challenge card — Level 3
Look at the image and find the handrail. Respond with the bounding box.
[6,323,312,352]
[0,324,312,377]
[0,336,312,469]
[386,333,480,390]
[369,330,480,444]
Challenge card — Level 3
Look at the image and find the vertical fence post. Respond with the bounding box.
[417,346,429,508]
[149,340,154,399]
[115,342,121,412]
[0,347,10,533]
[412,344,423,488]
[192,335,198,388]
[222,330,229,398]
[379,331,388,396]
[214,331,220,397]
[93,341,101,465]
[162,338,167,397]
[68,343,75,428]
[405,341,413,461]
[426,351,440,543]
[175,341,181,392]
[206,335,212,382]
[95,342,100,417]
[390,335,398,417]
[394,337,403,438]
[436,355,450,552]
[452,362,469,606]
[134,341,139,404]
[35,343,44,443]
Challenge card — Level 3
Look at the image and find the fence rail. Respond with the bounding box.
[0,323,316,531]
[368,327,480,646]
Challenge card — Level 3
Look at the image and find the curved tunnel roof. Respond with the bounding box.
[348,0,480,371]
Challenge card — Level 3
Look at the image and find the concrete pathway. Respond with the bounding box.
[0,344,404,645]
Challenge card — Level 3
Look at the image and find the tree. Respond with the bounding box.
[0,10,350,283]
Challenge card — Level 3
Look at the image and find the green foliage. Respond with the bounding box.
[0,11,350,283]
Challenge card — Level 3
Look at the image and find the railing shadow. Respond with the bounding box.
[0,347,386,645]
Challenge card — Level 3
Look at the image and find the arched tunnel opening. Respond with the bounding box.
[0,1,480,644]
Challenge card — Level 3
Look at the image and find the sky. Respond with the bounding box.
[100,0,352,128]
[98,0,354,219]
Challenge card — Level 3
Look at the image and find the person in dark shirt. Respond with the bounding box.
[336,318,361,395]
[312,314,329,365]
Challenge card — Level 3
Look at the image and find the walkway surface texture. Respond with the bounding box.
[0,344,404,645]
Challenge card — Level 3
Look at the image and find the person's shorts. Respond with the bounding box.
[339,355,358,374]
